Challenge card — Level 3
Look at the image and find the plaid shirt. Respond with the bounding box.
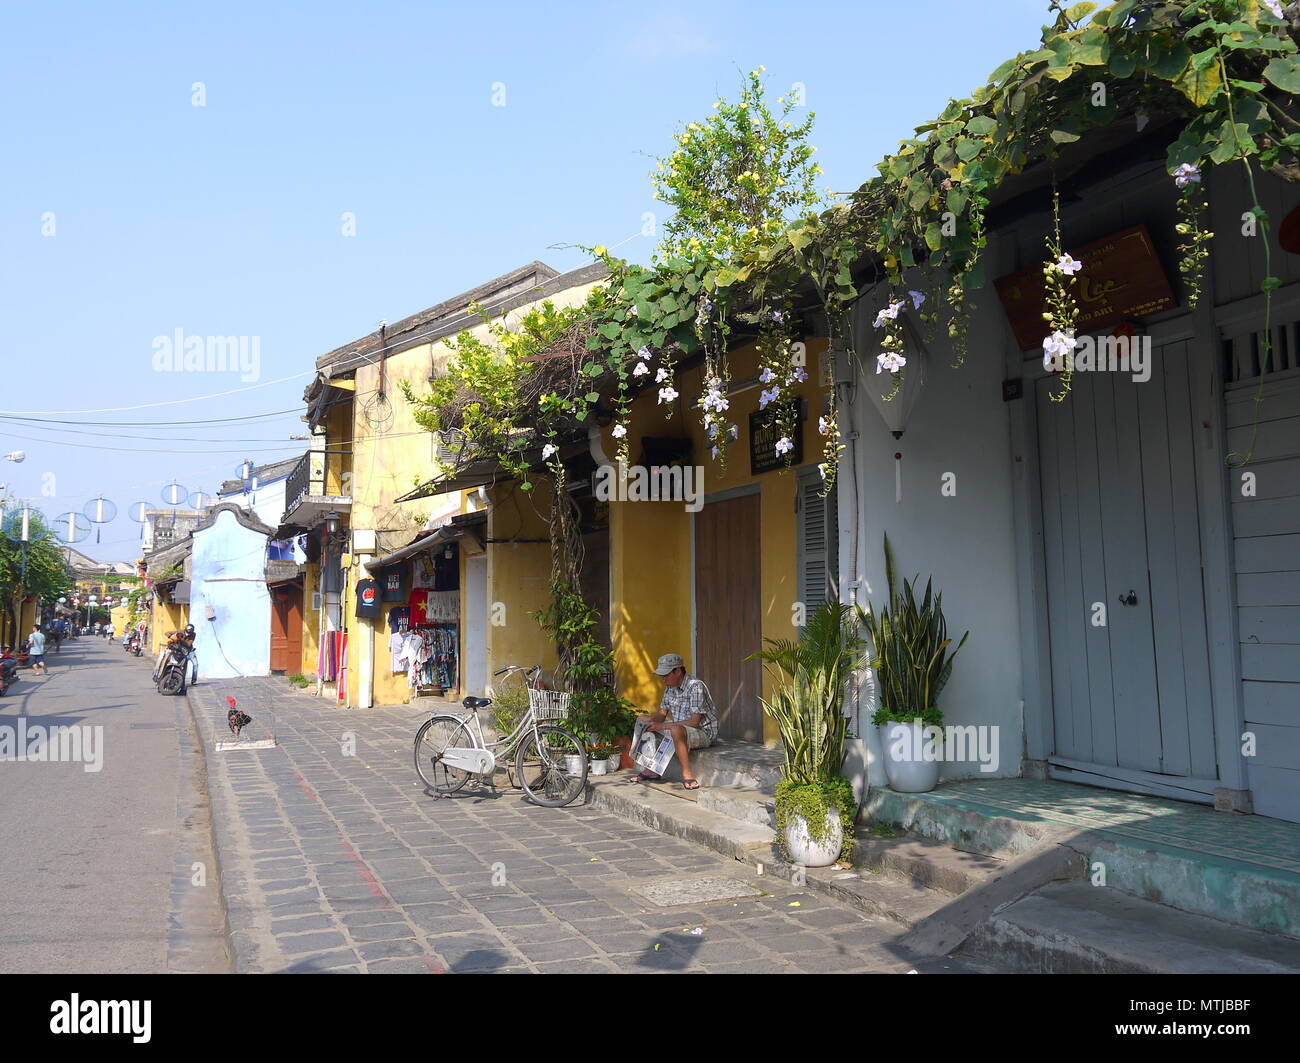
[660,674,718,742]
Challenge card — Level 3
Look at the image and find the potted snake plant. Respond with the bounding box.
[749,602,866,867]
[858,535,968,794]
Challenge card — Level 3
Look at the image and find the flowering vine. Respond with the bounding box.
[1042,188,1081,404]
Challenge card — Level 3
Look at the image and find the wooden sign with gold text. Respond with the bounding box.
[994,225,1177,352]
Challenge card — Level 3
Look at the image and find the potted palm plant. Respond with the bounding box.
[749,602,866,867]
[858,535,968,794]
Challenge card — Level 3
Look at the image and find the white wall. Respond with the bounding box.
[190,510,270,679]
[841,253,1024,785]
[218,477,288,531]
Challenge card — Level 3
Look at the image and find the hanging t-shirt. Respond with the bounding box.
[387,606,410,633]
[381,566,408,602]
[355,579,380,618]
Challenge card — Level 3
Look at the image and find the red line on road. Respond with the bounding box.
[290,768,395,911]
[422,954,446,973]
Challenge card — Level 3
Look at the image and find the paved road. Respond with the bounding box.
[194,677,976,973]
[0,635,227,973]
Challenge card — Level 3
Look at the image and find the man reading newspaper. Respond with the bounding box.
[631,653,718,790]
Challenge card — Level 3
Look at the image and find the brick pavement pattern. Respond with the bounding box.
[189,678,957,974]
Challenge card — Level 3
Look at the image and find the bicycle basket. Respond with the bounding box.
[528,688,571,720]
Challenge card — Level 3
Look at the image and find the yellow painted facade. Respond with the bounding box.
[600,338,829,742]
[328,279,603,707]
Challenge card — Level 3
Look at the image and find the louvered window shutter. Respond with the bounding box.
[796,466,839,617]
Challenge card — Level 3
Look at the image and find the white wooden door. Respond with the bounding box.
[1037,339,1219,800]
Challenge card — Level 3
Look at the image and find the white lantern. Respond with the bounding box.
[849,298,929,440]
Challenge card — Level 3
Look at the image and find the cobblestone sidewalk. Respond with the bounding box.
[188,678,966,974]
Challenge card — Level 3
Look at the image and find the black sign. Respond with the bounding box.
[749,399,805,475]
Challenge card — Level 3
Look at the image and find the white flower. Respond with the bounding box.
[658,386,679,405]
[817,463,827,480]
[612,424,627,438]
[909,290,926,309]
[817,416,830,436]
[633,361,649,377]
[711,445,719,460]
[1173,162,1201,189]
[873,300,905,328]
[655,366,669,383]
[541,443,557,460]
[759,386,781,409]
[1055,253,1083,276]
[775,437,793,456]
[1264,0,1284,18]
[792,367,808,383]
[1041,330,1077,370]
[729,424,739,440]
[876,351,907,374]
[759,366,777,383]
[627,305,638,317]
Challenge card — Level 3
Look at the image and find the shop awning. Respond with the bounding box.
[364,512,487,573]
[393,438,590,503]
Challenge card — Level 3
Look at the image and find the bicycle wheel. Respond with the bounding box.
[514,725,588,807]
[414,715,476,795]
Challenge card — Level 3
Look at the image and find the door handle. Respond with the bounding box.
[1118,590,1138,606]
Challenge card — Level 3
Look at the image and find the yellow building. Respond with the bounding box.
[285,261,607,708]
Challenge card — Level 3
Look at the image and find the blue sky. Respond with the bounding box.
[0,0,1053,560]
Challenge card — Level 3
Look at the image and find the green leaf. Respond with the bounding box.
[964,115,997,137]
[924,222,944,251]
[1174,56,1223,106]
[585,361,604,377]
[1190,46,1218,72]
[584,392,600,404]
[1072,43,1106,66]
[1264,55,1300,94]
[955,137,983,162]
[1065,1,1096,19]
[1109,50,1137,79]
[1051,129,1081,144]
[1152,42,1192,81]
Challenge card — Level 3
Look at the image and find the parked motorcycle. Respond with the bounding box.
[125,632,143,656]
[155,640,192,695]
[153,628,193,696]
[0,648,18,697]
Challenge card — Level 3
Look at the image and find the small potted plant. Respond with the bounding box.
[588,743,618,776]
[858,535,968,794]
[749,602,867,867]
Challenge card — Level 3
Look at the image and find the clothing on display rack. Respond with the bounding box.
[392,624,458,690]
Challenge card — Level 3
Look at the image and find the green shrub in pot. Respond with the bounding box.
[748,601,867,865]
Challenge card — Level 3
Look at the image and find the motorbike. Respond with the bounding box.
[155,640,193,696]
[129,633,143,657]
[0,652,17,697]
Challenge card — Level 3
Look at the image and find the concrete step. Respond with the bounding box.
[633,776,776,827]
[587,776,775,859]
[689,742,785,793]
[863,785,1059,859]
[855,833,1006,897]
[961,881,1300,974]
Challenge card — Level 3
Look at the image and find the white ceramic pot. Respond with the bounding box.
[589,759,608,776]
[606,754,621,774]
[564,754,586,775]
[782,806,844,868]
[878,721,941,793]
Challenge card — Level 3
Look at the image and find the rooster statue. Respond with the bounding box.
[227,695,252,737]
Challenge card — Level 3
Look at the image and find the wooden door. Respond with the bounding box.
[694,492,763,742]
[270,585,303,674]
[1037,340,1218,798]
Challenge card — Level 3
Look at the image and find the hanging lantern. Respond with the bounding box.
[849,297,931,503]
[849,300,929,440]
[161,482,188,507]
[53,511,93,545]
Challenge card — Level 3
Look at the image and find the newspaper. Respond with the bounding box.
[630,718,676,777]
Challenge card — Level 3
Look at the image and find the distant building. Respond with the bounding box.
[142,509,205,556]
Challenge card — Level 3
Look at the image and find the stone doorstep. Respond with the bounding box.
[854,834,1006,898]
[961,881,1300,975]
[865,785,1300,941]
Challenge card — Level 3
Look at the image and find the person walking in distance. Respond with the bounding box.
[26,624,48,676]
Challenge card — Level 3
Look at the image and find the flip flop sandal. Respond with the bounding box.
[632,772,660,783]
[682,778,700,790]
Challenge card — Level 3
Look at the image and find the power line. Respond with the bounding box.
[0,371,315,416]
[0,407,307,428]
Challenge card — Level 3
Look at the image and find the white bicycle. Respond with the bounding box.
[413,665,589,807]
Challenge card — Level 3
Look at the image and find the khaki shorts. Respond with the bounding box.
[678,723,711,750]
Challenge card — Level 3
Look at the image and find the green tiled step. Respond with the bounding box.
[865,782,1300,940]
[961,882,1300,974]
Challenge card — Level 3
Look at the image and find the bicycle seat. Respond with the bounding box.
[463,696,492,710]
